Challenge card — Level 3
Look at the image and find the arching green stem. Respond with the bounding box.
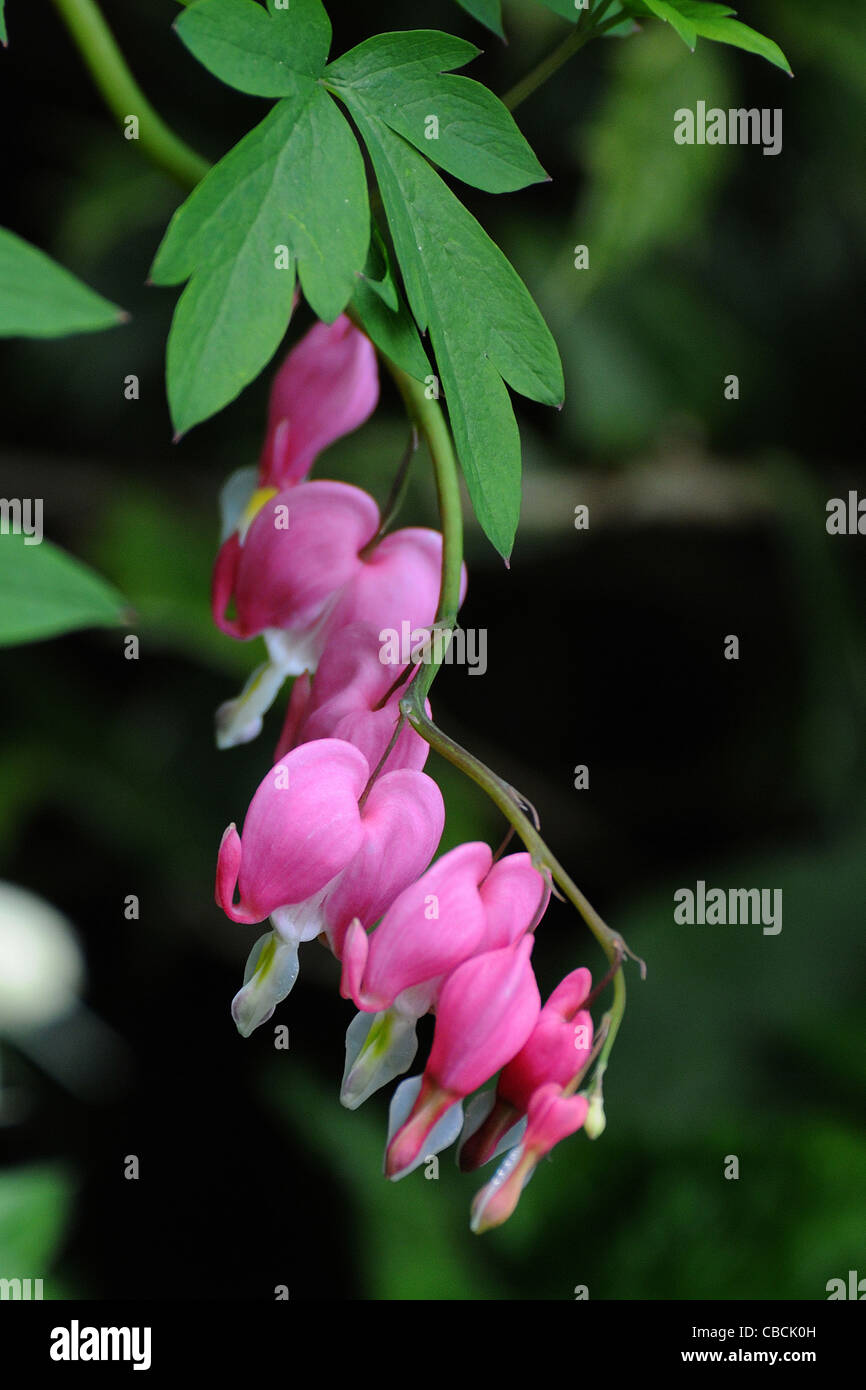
[50,0,209,187]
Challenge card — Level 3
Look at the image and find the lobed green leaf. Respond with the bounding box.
[342,106,562,557]
[626,2,792,73]
[175,0,331,97]
[151,89,369,433]
[677,3,792,74]
[326,31,547,194]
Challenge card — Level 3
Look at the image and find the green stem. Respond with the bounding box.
[401,703,634,1074]
[383,360,465,698]
[380,352,639,1070]
[50,0,209,188]
[402,705,632,969]
[359,426,418,559]
[502,4,624,112]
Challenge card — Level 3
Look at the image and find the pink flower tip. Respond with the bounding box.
[385,1076,457,1180]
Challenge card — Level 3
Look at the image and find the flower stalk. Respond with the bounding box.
[51,0,642,1104]
[49,0,209,188]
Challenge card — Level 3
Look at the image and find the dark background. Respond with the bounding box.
[0,0,864,1298]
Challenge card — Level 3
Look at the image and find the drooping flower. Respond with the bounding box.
[213,493,456,750]
[320,768,445,960]
[477,851,551,951]
[340,848,548,1108]
[259,315,379,489]
[216,739,369,927]
[274,620,430,774]
[459,966,593,1171]
[216,739,444,1035]
[324,527,458,650]
[469,1084,589,1234]
[212,480,379,647]
[384,937,541,1179]
[212,480,381,747]
[341,842,493,1015]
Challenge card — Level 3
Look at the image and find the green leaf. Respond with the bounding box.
[540,0,582,21]
[689,13,792,74]
[0,532,127,646]
[539,0,578,20]
[452,0,505,39]
[669,2,738,16]
[326,31,547,194]
[343,108,562,557]
[352,271,431,387]
[601,4,642,39]
[0,2,7,46]
[175,0,331,98]
[654,2,793,73]
[151,88,369,433]
[351,230,432,382]
[0,228,126,338]
[641,0,698,49]
[358,226,400,311]
[0,1165,75,1272]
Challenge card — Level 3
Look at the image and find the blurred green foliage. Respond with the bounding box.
[0,1163,76,1297]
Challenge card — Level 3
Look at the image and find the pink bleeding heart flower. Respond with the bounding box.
[459,967,593,1171]
[216,739,369,928]
[274,621,430,774]
[217,739,443,1036]
[212,480,379,645]
[340,841,494,1016]
[259,315,379,490]
[384,936,541,1180]
[469,1084,589,1234]
[212,481,379,747]
[323,527,466,653]
[321,768,445,960]
[339,849,548,1111]
[213,510,462,751]
[477,852,551,951]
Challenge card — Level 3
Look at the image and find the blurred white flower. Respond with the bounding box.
[0,881,85,1032]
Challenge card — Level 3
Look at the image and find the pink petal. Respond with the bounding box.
[428,937,541,1097]
[324,528,464,644]
[211,533,243,637]
[260,316,379,489]
[342,841,493,1012]
[277,621,429,772]
[325,769,445,955]
[478,852,550,950]
[228,482,379,639]
[273,671,313,762]
[228,739,369,922]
